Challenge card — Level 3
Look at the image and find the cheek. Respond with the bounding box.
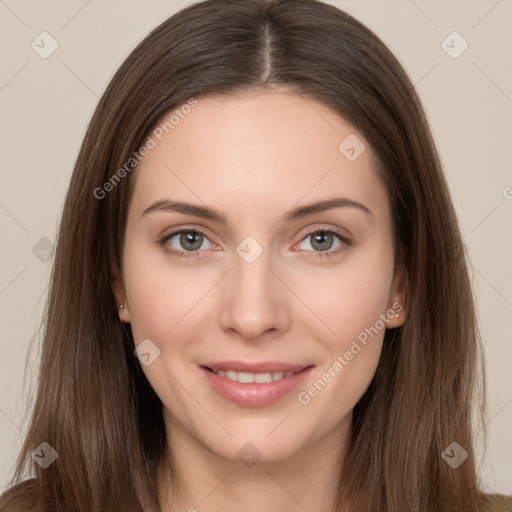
[294,237,395,352]
[122,235,216,342]
[294,247,394,414]
[121,243,214,406]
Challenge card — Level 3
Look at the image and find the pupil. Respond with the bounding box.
[312,231,332,251]
[182,231,202,250]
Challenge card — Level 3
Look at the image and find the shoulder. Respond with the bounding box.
[0,479,38,512]
[485,493,512,512]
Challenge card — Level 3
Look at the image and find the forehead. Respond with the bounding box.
[129,89,389,223]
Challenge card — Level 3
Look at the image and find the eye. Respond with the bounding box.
[157,226,351,261]
[295,228,351,259]
[158,228,216,259]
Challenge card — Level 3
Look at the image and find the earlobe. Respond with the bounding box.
[110,259,130,323]
[385,301,404,329]
[118,303,130,323]
[386,259,408,329]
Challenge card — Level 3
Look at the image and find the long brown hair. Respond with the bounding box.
[1,0,493,510]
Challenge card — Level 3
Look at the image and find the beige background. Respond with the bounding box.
[0,0,511,495]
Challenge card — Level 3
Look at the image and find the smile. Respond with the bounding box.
[205,368,298,384]
[199,362,314,407]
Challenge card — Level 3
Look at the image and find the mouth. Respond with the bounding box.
[201,366,304,384]
[199,361,315,407]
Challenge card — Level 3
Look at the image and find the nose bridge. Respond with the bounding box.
[219,235,289,339]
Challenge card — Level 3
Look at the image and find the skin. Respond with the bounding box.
[111,88,407,512]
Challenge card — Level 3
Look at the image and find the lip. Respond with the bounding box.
[199,362,314,408]
[200,360,309,373]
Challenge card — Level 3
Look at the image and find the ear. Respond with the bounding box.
[111,258,130,323]
[385,256,408,329]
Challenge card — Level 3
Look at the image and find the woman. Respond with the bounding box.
[1,0,510,510]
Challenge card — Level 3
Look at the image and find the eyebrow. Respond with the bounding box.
[141,197,372,228]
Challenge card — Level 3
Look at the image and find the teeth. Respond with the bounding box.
[272,371,284,381]
[212,369,297,383]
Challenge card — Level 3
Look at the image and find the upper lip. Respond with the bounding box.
[201,361,313,373]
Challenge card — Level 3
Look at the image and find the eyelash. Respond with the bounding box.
[157,226,351,261]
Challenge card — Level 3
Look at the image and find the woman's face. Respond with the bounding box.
[112,89,406,464]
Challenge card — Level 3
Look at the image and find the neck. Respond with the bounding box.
[157,413,351,512]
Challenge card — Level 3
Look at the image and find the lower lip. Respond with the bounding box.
[200,366,314,407]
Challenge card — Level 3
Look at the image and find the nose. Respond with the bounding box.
[219,244,291,342]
